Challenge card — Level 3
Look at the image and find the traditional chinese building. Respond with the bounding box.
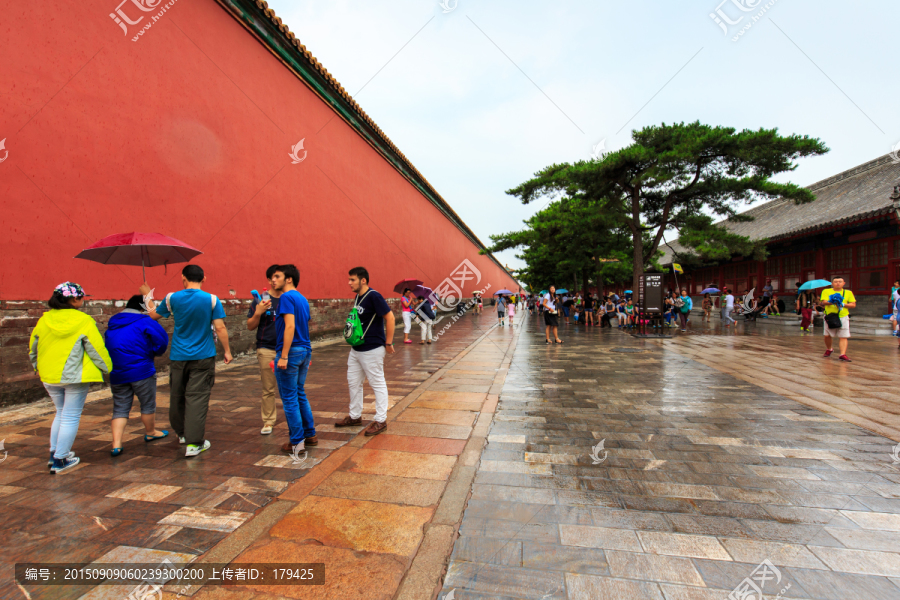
[659,154,900,316]
[0,0,516,404]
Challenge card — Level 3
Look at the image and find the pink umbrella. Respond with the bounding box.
[394,278,423,295]
[75,232,202,280]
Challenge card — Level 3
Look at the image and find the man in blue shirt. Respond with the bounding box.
[335,267,395,436]
[145,265,230,457]
[270,264,317,457]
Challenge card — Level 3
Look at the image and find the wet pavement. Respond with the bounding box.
[4,308,900,599]
[443,314,900,600]
[0,310,505,600]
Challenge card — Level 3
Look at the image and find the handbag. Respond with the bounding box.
[824,290,844,329]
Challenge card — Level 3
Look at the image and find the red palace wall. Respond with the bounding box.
[0,0,516,403]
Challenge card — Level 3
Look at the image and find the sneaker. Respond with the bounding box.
[260,426,273,435]
[305,436,318,446]
[48,451,75,468]
[50,456,80,474]
[823,349,833,358]
[839,355,852,362]
[364,421,387,436]
[185,440,211,457]
[681,329,686,332]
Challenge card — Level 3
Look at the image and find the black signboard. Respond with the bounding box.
[641,273,664,313]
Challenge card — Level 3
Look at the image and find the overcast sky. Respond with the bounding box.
[267,0,899,270]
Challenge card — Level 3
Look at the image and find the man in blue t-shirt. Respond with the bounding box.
[247,264,281,435]
[146,264,230,458]
[270,264,317,457]
[335,267,395,436]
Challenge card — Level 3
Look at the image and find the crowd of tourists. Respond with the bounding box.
[29,264,395,474]
[25,266,871,474]
[515,275,860,362]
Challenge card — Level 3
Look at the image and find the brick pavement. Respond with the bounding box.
[0,310,509,600]
[443,315,900,600]
[6,310,900,599]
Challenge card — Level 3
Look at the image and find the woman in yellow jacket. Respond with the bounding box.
[29,282,112,473]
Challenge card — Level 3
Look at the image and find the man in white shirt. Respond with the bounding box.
[542,286,562,344]
[723,289,736,328]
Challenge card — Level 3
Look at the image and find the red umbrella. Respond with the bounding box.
[75,232,202,280]
[394,278,423,295]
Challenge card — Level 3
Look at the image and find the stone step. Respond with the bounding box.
[689,309,896,335]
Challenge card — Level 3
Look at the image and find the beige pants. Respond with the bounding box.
[257,348,278,427]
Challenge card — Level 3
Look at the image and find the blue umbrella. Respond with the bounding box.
[701,287,719,294]
[624,290,633,294]
[539,290,548,295]
[556,288,569,294]
[799,279,832,291]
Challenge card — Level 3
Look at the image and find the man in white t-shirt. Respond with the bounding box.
[723,289,736,327]
[542,286,562,344]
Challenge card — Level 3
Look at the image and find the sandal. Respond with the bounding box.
[144,430,169,442]
[110,447,123,457]
[555,339,563,344]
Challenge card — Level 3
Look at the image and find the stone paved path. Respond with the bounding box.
[6,309,900,599]
[443,315,900,600]
[0,311,511,600]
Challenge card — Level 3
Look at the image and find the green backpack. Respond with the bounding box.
[344,291,374,346]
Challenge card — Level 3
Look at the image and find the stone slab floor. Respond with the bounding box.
[443,314,900,600]
[5,308,900,599]
[0,311,509,600]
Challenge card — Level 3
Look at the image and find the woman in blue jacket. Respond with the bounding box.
[105,295,170,456]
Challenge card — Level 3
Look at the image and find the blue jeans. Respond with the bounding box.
[274,347,316,444]
[44,383,89,459]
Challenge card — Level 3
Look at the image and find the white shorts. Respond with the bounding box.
[823,315,850,338]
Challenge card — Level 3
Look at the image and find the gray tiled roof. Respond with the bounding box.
[660,153,900,264]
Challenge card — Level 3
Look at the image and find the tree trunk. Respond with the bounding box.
[633,234,643,296]
[631,188,643,296]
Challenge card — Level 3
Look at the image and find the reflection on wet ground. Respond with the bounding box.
[443,314,900,600]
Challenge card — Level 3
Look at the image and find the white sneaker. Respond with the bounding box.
[260,426,273,435]
[178,436,186,444]
[185,440,211,457]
